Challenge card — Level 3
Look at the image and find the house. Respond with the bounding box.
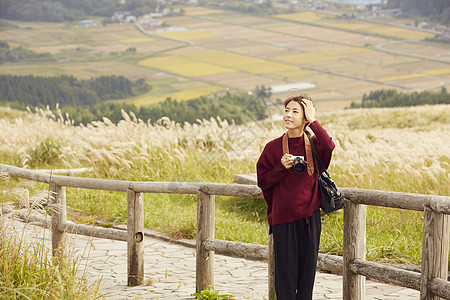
[80,20,94,27]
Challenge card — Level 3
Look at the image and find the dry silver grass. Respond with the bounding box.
[1,105,448,193]
[0,173,103,299]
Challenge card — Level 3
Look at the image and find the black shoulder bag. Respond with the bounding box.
[309,136,344,213]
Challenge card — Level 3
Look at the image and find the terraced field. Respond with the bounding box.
[1,6,449,111]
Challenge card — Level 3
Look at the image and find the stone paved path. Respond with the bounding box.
[3,217,420,299]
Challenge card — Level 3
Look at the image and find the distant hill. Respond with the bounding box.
[2,0,448,24]
[0,0,158,22]
[384,0,450,25]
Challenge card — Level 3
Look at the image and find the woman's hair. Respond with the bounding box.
[283,92,312,108]
[283,92,313,132]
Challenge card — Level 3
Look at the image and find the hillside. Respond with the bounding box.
[1,3,449,116]
[1,104,448,195]
[1,104,449,265]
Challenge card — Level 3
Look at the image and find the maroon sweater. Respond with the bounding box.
[256,121,335,227]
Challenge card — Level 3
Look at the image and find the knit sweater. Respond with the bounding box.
[256,121,335,227]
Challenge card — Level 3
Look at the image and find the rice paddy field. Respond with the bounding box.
[1,3,450,267]
[1,104,449,266]
[1,6,449,108]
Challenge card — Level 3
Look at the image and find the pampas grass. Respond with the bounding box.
[1,104,449,265]
[0,173,103,299]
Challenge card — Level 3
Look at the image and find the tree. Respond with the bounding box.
[350,89,450,108]
[254,85,272,100]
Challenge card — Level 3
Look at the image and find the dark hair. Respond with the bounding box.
[283,93,312,108]
[283,92,312,131]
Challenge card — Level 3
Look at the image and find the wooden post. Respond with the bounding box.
[268,233,276,300]
[50,183,66,259]
[196,190,215,292]
[420,206,449,300]
[127,190,144,286]
[343,199,366,300]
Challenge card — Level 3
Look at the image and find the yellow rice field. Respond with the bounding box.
[185,50,298,74]
[276,11,324,23]
[132,85,224,105]
[184,8,224,16]
[119,37,154,44]
[276,10,435,40]
[2,7,450,108]
[321,47,370,56]
[276,53,336,64]
[275,69,312,78]
[138,56,236,77]
[156,30,222,41]
[139,50,299,78]
[326,23,435,40]
[379,68,450,82]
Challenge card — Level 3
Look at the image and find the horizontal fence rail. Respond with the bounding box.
[1,163,449,299]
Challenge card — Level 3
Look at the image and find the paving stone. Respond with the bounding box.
[2,218,423,299]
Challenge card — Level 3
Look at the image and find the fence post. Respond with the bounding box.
[343,199,366,300]
[196,190,215,292]
[127,190,144,286]
[50,183,66,259]
[268,233,276,300]
[420,206,450,300]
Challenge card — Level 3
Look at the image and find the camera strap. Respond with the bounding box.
[282,132,314,177]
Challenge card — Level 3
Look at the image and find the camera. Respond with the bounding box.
[292,156,306,173]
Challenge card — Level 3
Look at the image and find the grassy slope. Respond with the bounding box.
[1,105,449,266]
[0,177,102,299]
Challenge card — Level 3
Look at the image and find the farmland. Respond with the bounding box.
[1,5,449,112]
[1,104,449,265]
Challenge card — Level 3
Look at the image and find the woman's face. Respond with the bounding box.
[283,100,307,131]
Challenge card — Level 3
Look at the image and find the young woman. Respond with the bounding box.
[256,93,335,299]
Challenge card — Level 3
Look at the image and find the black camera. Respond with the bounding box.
[292,156,306,173]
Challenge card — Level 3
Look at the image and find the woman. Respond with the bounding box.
[256,93,335,299]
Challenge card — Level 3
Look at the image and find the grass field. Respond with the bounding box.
[0,220,102,299]
[120,37,155,44]
[183,8,224,16]
[1,105,449,267]
[326,22,435,40]
[276,11,326,23]
[139,55,236,77]
[276,10,435,40]
[133,84,224,105]
[156,29,222,40]
[1,6,450,285]
[379,67,450,82]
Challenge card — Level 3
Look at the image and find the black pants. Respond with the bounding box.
[272,209,321,300]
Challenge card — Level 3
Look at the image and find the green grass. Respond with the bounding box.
[321,207,424,265]
[0,232,102,299]
[0,177,103,299]
[192,285,233,300]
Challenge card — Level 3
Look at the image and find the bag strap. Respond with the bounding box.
[309,135,328,175]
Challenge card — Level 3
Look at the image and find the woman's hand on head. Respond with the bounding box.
[302,99,316,123]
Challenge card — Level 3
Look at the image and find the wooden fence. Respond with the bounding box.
[1,163,449,299]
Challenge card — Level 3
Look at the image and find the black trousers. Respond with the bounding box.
[272,209,321,300]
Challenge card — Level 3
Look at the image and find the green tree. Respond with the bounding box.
[350,89,450,108]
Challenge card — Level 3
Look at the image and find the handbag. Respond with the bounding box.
[309,136,344,213]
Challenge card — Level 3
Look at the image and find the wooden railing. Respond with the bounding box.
[342,189,450,300]
[1,163,449,299]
